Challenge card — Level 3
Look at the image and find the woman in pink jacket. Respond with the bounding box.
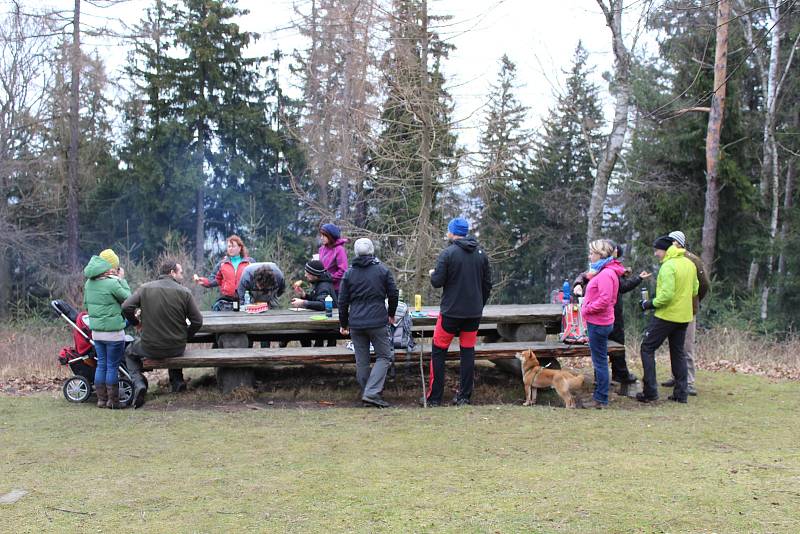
[319,223,348,293]
[581,239,626,408]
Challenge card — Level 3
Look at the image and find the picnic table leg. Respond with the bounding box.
[215,333,255,394]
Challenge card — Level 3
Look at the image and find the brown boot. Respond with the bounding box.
[106,383,123,409]
[96,384,108,408]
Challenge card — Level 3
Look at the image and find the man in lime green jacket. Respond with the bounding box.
[636,236,699,403]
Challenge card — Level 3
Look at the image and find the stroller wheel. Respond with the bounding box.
[63,375,92,403]
[118,377,134,407]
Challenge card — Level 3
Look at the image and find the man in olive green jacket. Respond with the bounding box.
[122,259,203,408]
[636,236,699,403]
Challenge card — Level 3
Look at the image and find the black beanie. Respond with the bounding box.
[653,236,673,251]
[305,260,326,276]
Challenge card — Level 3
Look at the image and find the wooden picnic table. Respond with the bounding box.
[180,303,565,392]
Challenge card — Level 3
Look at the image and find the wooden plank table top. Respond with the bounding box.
[197,304,562,335]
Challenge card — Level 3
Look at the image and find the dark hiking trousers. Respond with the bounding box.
[608,330,633,381]
[640,316,689,401]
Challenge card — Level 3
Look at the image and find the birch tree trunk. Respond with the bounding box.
[586,0,631,243]
[700,0,731,271]
[758,1,781,319]
[67,0,81,271]
[776,108,798,298]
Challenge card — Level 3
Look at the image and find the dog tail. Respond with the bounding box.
[568,374,584,390]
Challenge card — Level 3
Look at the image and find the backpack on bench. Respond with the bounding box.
[391,301,416,353]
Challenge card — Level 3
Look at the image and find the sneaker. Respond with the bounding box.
[635,392,658,403]
[661,378,675,387]
[362,395,390,408]
[687,384,697,396]
[667,395,687,403]
[451,398,471,407]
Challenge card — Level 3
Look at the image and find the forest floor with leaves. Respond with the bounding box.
[2,369,799,532]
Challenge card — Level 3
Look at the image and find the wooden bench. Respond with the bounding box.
[142,341,625,393]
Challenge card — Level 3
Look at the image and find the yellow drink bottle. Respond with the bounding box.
[414,294,422,312]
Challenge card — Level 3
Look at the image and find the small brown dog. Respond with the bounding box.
[516,349,584,408]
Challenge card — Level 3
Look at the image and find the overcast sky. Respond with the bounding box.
[40,0,650,150]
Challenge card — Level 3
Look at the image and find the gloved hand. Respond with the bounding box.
[640,300,655,311]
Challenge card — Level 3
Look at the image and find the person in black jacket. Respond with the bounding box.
[338,238,399,408]
[427,217,492,406]
[573,244,650,385]
[291,260,337,312]
[291,259,338,347]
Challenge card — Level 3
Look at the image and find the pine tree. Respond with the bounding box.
[475,55,532,300]
[520,42,605,300]
[120,0,290,263]
[119,0,198,259]
[167,0,270,265]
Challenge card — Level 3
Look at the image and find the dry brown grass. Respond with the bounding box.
[0,321,73,381]
[624,326,800,380]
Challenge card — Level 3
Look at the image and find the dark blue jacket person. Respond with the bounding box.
[426,218,492,406]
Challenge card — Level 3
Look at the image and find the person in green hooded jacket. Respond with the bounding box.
[83,249,131,409]
[636,236,699,404]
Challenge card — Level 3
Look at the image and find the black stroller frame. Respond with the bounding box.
[52,300,136,407]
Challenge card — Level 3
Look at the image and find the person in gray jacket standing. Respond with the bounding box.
[338,238,399,408]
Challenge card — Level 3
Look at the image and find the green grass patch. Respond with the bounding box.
[2,371,799,533]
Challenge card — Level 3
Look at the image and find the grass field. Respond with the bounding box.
[2,369,799,533]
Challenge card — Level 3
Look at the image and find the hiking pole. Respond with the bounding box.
[418,333,427,408]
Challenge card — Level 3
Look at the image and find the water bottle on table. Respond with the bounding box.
[325,294,333,318]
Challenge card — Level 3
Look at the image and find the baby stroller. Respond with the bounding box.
[52,299,136,406]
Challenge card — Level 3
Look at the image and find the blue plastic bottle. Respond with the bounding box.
[562,279,571,304]
[324,295,334,318]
